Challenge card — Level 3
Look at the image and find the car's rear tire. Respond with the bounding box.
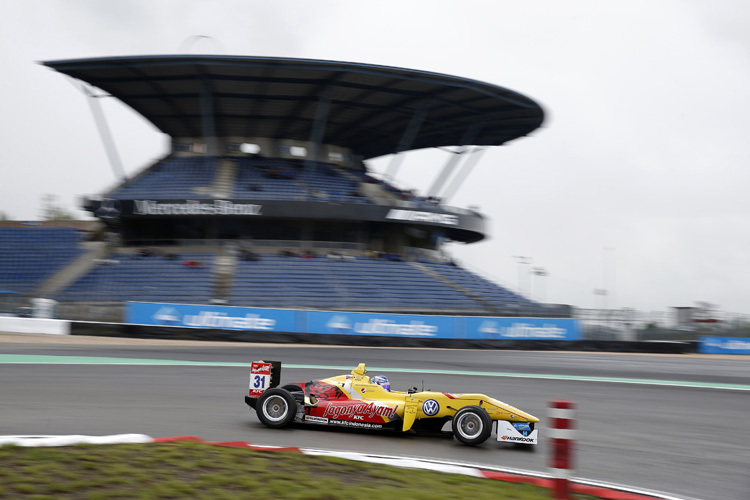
[256,388,296,428]
[452,406,492,446]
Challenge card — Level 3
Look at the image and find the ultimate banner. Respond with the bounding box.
[126,302,581,341]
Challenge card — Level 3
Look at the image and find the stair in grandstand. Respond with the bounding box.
[408,261,501,312]
[55,249,216,304]
[193,158,236,198]
[35,241,110,297]
[212,249,236,303]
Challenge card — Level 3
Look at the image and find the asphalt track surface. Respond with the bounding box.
[2,335,749,500]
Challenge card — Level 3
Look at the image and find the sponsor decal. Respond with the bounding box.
[385,209,459,226]
[94,198,122,219]
[322,402,398,420]
[251,363,271,375]
[479,320,568,339]
[305,415,329,424]
[501,436,536,443]
[326,315,352,332]
[182,311,276,330]
[329,420,383,430]
[153,307,180,325]
[422,399,440,416]
[325,316,438,336]
[512,422,531,431]
[354,319,437,336]
[134,199,262,216]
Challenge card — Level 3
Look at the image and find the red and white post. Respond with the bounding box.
[548,399,576,499]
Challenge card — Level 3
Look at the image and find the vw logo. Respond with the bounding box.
[422,399,440,416]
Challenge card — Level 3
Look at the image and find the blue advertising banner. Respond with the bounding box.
[465,317,581,340]
[306,310,455,338]
[125,302,296,332]
[125,302,582,341]
[699,337,750,355]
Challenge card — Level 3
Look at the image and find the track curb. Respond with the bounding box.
[1,434,690,500]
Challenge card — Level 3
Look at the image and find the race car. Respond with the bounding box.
[244,360,539,446]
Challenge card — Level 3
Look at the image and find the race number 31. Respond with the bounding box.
[249,362,272,396]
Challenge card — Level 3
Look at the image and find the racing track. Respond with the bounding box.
[1,336,749,500]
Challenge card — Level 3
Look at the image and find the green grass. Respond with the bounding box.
[0,442,600,499]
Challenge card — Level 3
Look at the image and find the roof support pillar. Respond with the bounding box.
[305,94,331,177]
[200,78,218,161]
[80,83,127,182]
[426,122,483,198]
[385,107,428,181]
[441,146,488,203]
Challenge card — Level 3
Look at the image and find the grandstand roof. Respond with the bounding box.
[43,55,544,160]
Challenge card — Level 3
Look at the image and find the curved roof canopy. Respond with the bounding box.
[44,55,544,160]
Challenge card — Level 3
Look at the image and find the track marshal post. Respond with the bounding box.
[548,399,576,499]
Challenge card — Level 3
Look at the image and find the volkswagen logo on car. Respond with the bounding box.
[422,399,440,416]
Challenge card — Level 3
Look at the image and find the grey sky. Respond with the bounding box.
[1,1,748,315]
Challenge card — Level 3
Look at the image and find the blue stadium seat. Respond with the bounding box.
[0,228,86,293]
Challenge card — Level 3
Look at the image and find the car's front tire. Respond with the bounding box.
[451,406,492,446]
[256,388,297,428]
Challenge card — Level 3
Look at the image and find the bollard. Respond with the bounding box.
[548,399,576,499]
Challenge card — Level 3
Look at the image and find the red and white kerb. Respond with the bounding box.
[548,399,576,500]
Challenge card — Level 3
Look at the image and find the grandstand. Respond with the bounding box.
[0,55,564,322]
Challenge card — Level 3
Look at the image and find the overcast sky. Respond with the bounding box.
[1,1,748,316]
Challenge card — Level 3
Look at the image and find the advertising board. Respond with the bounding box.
[125,302,582,341]
[306,311,456,338]
[699,337,750,355]
[465,316,581,340]
[125,302,296,332]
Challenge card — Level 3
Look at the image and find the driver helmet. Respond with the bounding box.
[371,375,390,391]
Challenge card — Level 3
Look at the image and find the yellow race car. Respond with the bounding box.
[245,361,539,446]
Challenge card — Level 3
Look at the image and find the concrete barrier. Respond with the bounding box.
[0,316,70,335]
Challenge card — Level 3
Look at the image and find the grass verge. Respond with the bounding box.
[0,441,601,499]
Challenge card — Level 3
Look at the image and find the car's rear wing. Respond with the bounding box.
[248,360,281,397]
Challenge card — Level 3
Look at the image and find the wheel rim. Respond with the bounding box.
[456,413,483,439]
[262,395,289,422]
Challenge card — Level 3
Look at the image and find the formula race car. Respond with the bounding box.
[244,361,539,446]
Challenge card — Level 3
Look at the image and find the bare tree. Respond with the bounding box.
[40,195,77,221]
